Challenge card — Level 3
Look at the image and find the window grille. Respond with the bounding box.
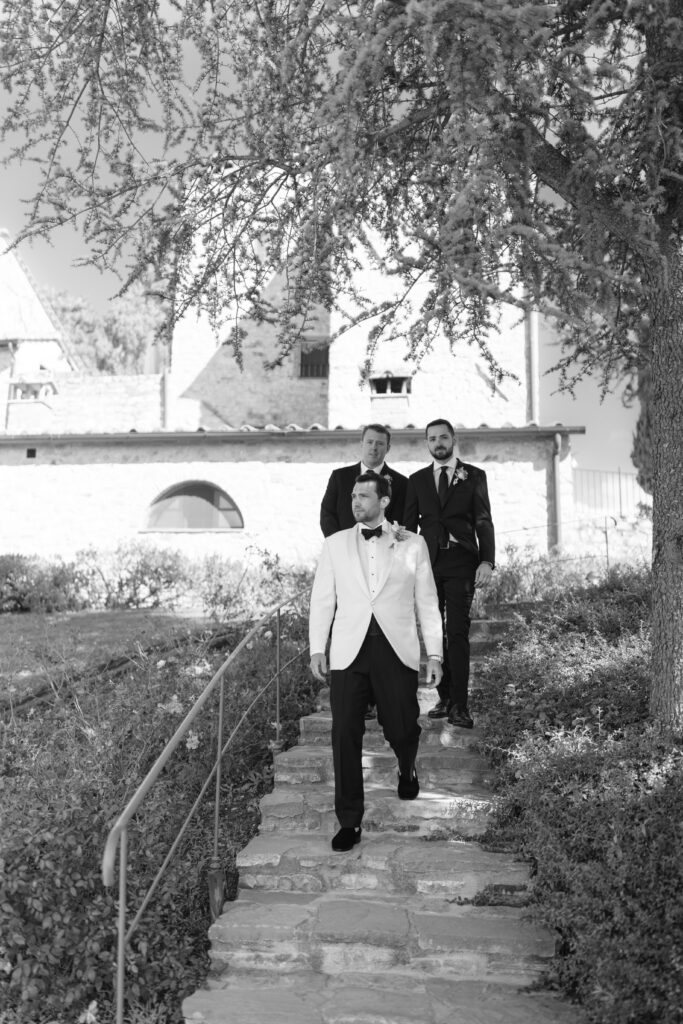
[147,482,244,530]
[300,343,329,378]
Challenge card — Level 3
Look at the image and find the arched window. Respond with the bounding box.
[147,481,244,530]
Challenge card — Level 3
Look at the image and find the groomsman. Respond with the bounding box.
[404,419,495,729]
[310,472,443,852]
[320,423,407,536]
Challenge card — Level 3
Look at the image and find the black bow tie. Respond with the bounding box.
[361,526,383,540]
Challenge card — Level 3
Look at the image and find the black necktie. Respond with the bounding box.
[438,466,449,505]
[361,526,383,540]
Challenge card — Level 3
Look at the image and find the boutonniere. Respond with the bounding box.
[389,522,409,545]
[454,464,468,484]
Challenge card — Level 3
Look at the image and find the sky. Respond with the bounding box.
[3,171,639,474]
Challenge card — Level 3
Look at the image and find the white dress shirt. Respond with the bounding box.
[432,457,457,488]
[356,519,390,597]
[361,461,386,476]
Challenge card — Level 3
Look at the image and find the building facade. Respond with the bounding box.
[1,228,634,568]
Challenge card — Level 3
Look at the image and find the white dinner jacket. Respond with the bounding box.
[309,525,443,671]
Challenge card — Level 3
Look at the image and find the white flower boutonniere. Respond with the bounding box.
[390,522,409,544]
[454,464,468,484]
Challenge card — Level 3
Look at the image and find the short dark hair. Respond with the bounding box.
[425,418,455,438]
[361,423,391,445]
[354,471,392,500]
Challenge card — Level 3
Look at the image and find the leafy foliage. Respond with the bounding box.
[1,600,317,1022]
[0,0,675,374]
[477,566,683,1023]
[630,357,654,495]
[47,281,168,375]
[0,553,91,613]
[0,545,313,617]
[475,544,607,611]
[196,547,313,622]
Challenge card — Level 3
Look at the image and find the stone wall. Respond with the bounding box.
[173,275,330,429]
[170,257,531,431]
[0,428,577,567]
[327,258,530,430]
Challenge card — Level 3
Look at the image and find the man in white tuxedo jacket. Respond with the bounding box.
[310,471,443,852]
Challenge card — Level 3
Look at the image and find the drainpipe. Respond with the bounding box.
[525,304,540,423]
[553,432,563,550]
[161,370,171,430]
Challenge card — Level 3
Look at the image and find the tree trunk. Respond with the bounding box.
[648,247,683,731]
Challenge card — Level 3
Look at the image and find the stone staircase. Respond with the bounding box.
[183,619,583,1024]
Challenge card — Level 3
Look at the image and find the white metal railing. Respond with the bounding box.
[573,467,651,518]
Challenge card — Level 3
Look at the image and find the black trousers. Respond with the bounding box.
[330,621,421,828]
[432,549,476,711]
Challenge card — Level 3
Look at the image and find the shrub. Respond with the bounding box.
[0,554,90,613]
[77,544,192,610]
[0,545,313,619]
[494,730,683,1024]
[476,543,606,611]
[197,547,313,621]
[0,598,317,1023]
[477,565,683,1024]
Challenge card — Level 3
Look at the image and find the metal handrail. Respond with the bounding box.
[101,585,311,1024]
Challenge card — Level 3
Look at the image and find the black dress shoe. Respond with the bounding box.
[427,699,450,719]
[448,707,474,729]
[331,826,362,852]
[397,770,420,800]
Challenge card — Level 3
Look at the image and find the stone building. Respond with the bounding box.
[0,229,593,566]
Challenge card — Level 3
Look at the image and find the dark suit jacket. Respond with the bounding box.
[320,462,408,537]
[403,461,495,568]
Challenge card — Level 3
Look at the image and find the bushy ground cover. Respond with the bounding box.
[0,545,312,618]
[477,564,683,1024]
[3,549,674,1024]
[1,596,317,1024]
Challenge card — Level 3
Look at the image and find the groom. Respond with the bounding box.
[310,471,443,852]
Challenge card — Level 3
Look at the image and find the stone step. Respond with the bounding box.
[207,890,555,985]
[300,710,484,751]
[184,971,584,1024]
[237,832,531,902]
[274,744,493,788]
[258,779,494,838]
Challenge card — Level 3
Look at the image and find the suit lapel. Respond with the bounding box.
[440,460,469,506]
[424,465,440,504]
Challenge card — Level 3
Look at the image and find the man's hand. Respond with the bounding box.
[310,652,328,682]
[475,561,493,588]
[425,657,443,687]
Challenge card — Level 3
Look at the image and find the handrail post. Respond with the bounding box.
[115,828,128,1024]
[275,608,282,748]
[208,668,226,921]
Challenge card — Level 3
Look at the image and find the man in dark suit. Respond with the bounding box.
[320,423,407,537]
[404,418,495,729]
